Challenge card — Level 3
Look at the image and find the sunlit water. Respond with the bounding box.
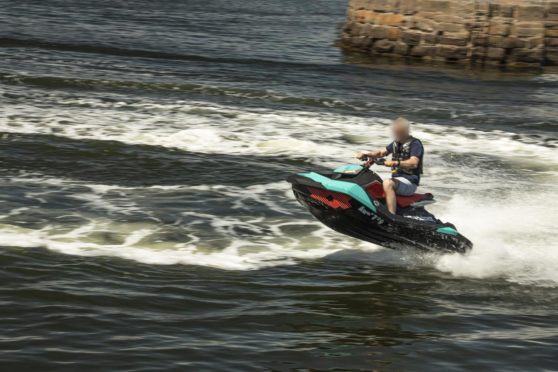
[1,0,557,370]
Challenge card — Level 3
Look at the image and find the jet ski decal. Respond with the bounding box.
[299,172,376,212]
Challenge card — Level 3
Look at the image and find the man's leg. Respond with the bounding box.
[393,177,417,196]
[383,178,398,214]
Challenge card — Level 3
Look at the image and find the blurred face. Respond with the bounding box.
[391,120,410,142]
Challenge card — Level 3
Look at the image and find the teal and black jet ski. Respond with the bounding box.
[287,158,472,253]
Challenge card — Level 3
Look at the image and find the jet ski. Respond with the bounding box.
[287,157,472,253]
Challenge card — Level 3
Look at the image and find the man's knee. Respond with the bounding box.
[383,179,396,191]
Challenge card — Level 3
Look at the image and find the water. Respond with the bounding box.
[1,0,557,370]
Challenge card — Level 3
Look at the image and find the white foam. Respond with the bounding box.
[0,219,377,270]
[434,192,558,286]
[2,98,557,165]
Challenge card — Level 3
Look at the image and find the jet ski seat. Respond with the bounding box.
[365,181,434,208]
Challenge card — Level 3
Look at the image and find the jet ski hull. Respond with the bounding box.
[288,170,472,254]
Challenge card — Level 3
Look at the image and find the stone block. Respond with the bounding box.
[513,23,544,38]
[440,35,469,46]
[421,0,451,12]
[410,45,435,57]
[501,36,526,49]
[545,48,558,64]
[376,13,404,26]
[433,14,467,23]
[489,21,511,36]
[437,45,468,59]
[472,34,488,46]
[373,39,395,53]
[394,42,410,55]
[369,0,399,13]
[349,0,367,9]
[400,0,418,15]
[472,47,486,59]
[525,37,544,49]
[486,47,505,60]
[368,25,389,39]
[546,37,558,47]
[546,29,558,38]
[509,47,543,63]
[489,4,514,18]
[423,33,439,44]
[350,36,368,48]
[515,5,545,21]
[351,22,365,36]
[546,21,558,30]
[402,31,422,45]
[353,9,378,23]
[438,22,466,33]
[488,35,503,47]
[413,17,438,32]
[386,27,402,40]
[363,10,378,23]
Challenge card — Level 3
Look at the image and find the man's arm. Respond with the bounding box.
[356,148,388,160]
[384,141,422,168]
[385,156,419,169]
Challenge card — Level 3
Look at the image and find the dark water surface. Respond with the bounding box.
[1,0,558,370]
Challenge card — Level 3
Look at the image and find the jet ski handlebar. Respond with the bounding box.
[360,155,385,168]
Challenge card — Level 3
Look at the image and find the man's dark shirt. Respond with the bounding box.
[385,139,424,185]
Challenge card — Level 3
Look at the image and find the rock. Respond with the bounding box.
[410,45,435,57]
[512,22,544,38]
[373,39,395,52]
[488,35,503,47]
[510,47,543,63]
[546,37,558,47]
[489,4,514,18]
[421,0,452,12]
[486,47,505,60]
[546,29,558,38]
[525,37,544,49]
[402,31,422,45]
[488,21,511,36]
[370,0,399,13]
[377,13,405,26]
[501,36,526,49]
[515,5,545,21]
[394,42,410,55]
[438,22,466,33]
[368,25,389,39]
[423,33,439,44]
[432,14,466,23]
[400,0,418,15]
[545,48,558,64]
[440,35,469,46]
[437,45,468,59]
[412,17,437,32]
[386,27,402,40]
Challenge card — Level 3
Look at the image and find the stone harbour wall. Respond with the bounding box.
[339,0,558,66]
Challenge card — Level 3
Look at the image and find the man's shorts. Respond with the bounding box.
[394,177,417,196]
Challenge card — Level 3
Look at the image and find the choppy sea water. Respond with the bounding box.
[1,0,557,370]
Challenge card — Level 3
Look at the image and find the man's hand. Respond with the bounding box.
[355,151,367,160]
[384,160,397,167]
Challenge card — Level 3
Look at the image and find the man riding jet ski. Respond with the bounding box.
[287,118,472,253]
[356,117,423,215]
